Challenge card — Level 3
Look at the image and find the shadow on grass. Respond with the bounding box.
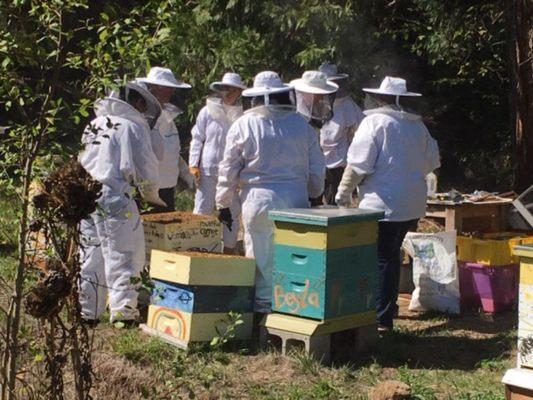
[332,326,515,371]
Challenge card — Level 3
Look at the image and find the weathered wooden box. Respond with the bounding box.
[145,304,253,344]
[150,250,256,286]
[142,212,223,260]
[152,279,254,314]
[269,207,383,320]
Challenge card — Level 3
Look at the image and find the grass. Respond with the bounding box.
[94,311,514,399]
[0,192,518,399]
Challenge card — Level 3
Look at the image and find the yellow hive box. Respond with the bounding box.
[150,250,256,286]
[274,220,378,250]
[142,212,223,260]
[457,233,533,265]
[145,305,253,345]
[261,311,375,336]
[514,245,533,369]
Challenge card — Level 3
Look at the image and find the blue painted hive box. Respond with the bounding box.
[152,279,254,314]
[269,207,384,320]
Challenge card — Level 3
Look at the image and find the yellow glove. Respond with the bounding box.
[189,166,201,183]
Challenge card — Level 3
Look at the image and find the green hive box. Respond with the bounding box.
[269,207,384,320]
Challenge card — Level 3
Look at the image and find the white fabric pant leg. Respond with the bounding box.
[242,203,274,313]
[194,174,240,249]
[241,185,309,312]
[98,195,145,322]
[79,217,107,320]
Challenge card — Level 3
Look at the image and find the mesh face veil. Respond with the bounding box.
[117,83,162,129]
[295,90,336,127]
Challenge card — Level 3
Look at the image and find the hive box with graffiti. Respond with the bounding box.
[269,207,384,320]
[145,250,255,345]
[142,211,223,260]
[514,244,533,369]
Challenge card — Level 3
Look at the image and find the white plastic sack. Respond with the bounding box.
[403,231,460,314]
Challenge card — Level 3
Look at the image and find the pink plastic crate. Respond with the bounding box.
[465,262,519,313]
[458,262,482,310]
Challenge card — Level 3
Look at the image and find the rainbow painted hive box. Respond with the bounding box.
[269,207,384,320]
[143,250,255,347]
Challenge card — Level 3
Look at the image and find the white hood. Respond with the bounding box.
[94,97,148,128]
[244,104,296,120]
[363,105,421,121]
[206,97,243,124]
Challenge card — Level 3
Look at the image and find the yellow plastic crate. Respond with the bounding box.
[457,233,533,265]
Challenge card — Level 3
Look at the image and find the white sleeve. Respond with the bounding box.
[346,117,379,176]
[150,126,165,161]
[215,123,244,209]
[424,130,441,173]
[307,125,326,198]
[189,108,207,168]
[119,122,160,194]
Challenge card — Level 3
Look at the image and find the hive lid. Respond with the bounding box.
[268,206,384,226]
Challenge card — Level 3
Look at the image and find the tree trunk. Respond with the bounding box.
[510,0,533,192]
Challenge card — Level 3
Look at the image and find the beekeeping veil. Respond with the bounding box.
[291,70,338,128]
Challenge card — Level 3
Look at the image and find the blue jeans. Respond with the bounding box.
[376,219,418,328]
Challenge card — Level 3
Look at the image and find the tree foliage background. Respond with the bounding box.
[0,0,515,195]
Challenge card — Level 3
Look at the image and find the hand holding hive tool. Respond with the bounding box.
[217,207,233,231]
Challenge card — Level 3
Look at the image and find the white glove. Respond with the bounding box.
[335,167,364,207]
[142,190,167,207]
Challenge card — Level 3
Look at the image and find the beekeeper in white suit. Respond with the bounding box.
[189,73,246,253]
[318,63,364,205]
[79,82,164,325]
[215,71,325,313]
[336,76,440,331]
[137,67,194,212]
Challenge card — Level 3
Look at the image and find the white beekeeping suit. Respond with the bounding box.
[337,77,441,220]
[318,63,365,205]
[189,73,246,251]
[78,82,163,323]
[136,68,194,211]
[215,71,325,312]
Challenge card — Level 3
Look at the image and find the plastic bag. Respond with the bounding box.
[403,231,460,314]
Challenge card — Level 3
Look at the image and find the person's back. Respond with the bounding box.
[80,97,159,198]
[349,106,439,221]
[234,110,317,192]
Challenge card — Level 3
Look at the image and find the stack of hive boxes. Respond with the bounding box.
[456,233,533,312]
[503,244,533,399]
[261,207,384,363]
[140,211,255,348]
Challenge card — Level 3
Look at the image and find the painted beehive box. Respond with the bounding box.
[142,212,222,260]
[146,305,253,343]
[515,245,533,369]
[269,207,383,320]
[152,279,254,314]
[150,250,256,286]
